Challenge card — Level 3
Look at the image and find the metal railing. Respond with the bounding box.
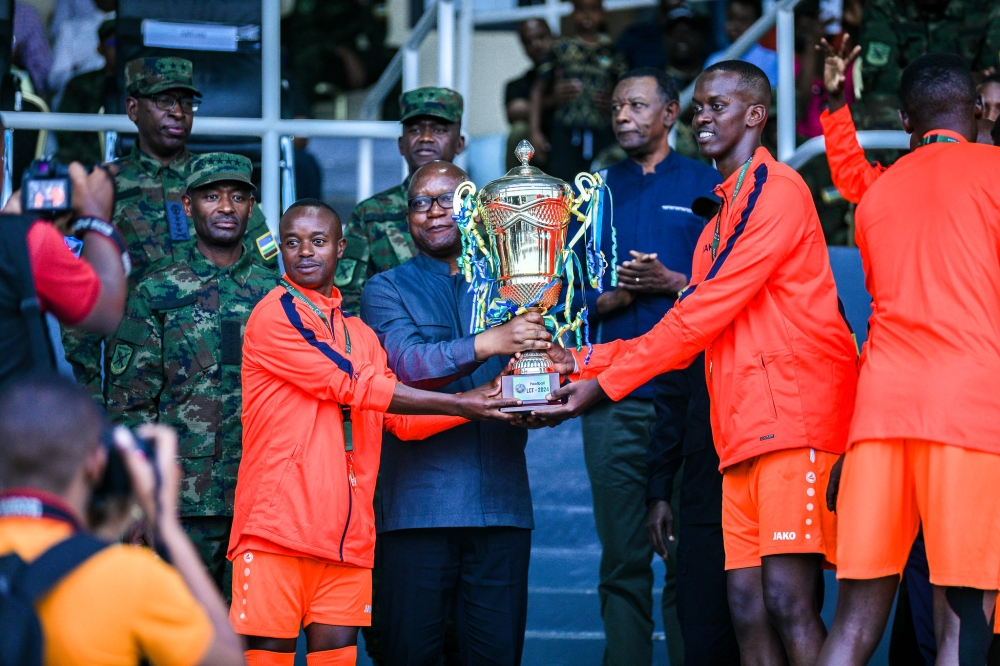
[0,0,907,225]
[785,130,911,170]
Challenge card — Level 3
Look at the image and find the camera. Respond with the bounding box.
[93,427,156,501]
[21,157,72,217]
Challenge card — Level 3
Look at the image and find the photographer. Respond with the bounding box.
[0,155,127,385]
[0,373,244,666]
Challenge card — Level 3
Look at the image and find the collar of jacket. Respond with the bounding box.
[187,242,254,287]
[129,141,192,178]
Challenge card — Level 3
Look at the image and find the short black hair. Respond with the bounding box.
[619,67,679,104]
[279,198,342,236]
[0,373,104,493]
[979,71,1000,87]
[729,0,762,16]
[702,59,772,107]
[899,53,976,125]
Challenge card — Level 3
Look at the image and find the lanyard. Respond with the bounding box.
[280,278,351,353]
[711,157,753,261]
[280,279,357,463]
[919,134,960,147]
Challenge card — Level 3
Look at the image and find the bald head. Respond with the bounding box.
[408,161,469,199]
[0,373,104,494]
[407,161,469,263]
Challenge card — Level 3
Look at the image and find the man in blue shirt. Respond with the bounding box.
[580,67,721,666]
[361,161,552,666]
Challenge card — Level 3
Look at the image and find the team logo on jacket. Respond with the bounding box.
[244,552,253,563]
[773,532,796,541]
[109,344,133,375]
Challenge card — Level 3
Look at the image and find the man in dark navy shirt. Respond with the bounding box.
[362,161,551,666]
[578,67,721,666]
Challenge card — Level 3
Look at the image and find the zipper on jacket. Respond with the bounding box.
[338,476,353,562]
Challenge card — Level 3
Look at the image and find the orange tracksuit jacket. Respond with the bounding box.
[820,105,887,204]
[228,280,465,568]
[573,148,858,469]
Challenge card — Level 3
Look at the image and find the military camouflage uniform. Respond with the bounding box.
[856,0,1000,129]
[62,58,278,402]
[339,87,463,316]
[54,18,116,166]
[105,154,278,598]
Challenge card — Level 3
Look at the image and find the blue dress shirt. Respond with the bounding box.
[580,150,721,399]
[361,252,534,533]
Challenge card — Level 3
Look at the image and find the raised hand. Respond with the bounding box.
[818,35,861,111]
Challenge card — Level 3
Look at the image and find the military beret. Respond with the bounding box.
[97,18,115,43]
[399,86,463,124]
[187,152,254,190]
[125,57,201,97]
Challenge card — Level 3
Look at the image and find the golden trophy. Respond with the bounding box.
[454,140,614,412]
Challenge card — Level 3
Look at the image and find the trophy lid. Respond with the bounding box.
[480,140,572,201]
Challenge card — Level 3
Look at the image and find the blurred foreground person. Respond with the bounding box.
[0,373,244,666]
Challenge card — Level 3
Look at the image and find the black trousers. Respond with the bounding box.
[380,526,531,666]
[676,522,741,665]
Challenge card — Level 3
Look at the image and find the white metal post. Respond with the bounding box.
[438,0,455,89]
[357,138,374,202]
[1,129,12,208]
[261,0,282,234]
[454,0,473,170]
[279,135,297,212]
[545,0,562,35]
[776,3,796,162]
[403,47,420,92]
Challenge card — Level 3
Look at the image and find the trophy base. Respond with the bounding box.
[500,373,562,413]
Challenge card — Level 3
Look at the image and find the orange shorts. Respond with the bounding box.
[229,548,373,638]
[837,439,1000,590]
[722,447,839,570]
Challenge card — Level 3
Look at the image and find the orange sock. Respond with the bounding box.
[244,650,296,666]
[306,646,357,665]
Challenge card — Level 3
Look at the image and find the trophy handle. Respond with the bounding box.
[574,172,598,202]
[455,180,477,202]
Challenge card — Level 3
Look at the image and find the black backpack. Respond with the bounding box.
[0,534,108,666]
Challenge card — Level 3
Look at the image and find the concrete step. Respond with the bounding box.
[527,587,667,634]
[531,504,599,549]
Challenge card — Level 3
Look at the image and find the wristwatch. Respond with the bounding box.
[72,217,132,276]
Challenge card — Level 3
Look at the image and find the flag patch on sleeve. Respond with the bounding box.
[256,232,279,261]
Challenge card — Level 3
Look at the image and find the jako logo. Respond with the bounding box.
[364,605,373,613]
[760,434,775,441]
[773,532,796,540]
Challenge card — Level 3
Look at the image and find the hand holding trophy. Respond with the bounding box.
[453,140,615,412]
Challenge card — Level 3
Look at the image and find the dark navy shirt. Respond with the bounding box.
[581,150,721,399]
[361,252,533,533]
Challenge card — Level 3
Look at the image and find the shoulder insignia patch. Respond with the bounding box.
[865,41,891,67]
[334,258,358,287]
[110,343,134,376]
[256,232,279,261]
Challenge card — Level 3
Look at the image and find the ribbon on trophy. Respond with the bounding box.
[453,172,615,364]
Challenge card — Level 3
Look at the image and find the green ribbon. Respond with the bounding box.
[711,157,753,261]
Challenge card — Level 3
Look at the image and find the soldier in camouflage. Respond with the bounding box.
[63,56,278,403]
[856,0,1000,129]
[55,18,117,167]
[105,153,278,598]
[339,86,464,316]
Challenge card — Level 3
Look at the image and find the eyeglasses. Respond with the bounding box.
[408,192,455,212]
[142,94,201,113]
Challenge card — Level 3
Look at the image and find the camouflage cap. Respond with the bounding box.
[125,57,201,97]
[399,87,463,124]
[97,18,115,43]
[187,152,254,190]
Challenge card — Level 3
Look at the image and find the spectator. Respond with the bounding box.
[61,57,276,403]
[227,200,518,665]
[661,9,710,90]
[647,354,740,666]
[574,68,721,666]
[0,373,244,666]
[505,18,553,170]
[704,0,777,87]
[13,2,53,96]
[47,0,114,105]
[0,151,126,386]
[362,161,545,666]
[616,0,693,70]
[529,0,628,181]
[55,19,117,166]
[281,0,392,104]
[854,0,1000,129]
[979,72,1000,122]
[339,87,465,316]
[104,154,278,599]
[49,0,106,41]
